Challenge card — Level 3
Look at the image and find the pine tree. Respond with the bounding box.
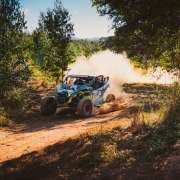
[36,0,74,81]
[0,0,29,97]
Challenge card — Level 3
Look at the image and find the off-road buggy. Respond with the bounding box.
[41,75,115,117]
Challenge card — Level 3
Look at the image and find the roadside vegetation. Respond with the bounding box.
[0,0,103,126]
[0,0,179,179]
[92,0,180,71]
[0,83,179,179]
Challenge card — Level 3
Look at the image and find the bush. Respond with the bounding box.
[0,0,30,98]
[1,88,25,110]
[0,108,8,127]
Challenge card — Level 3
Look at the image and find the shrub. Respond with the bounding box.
[0,108,8,127]
[1,88,25,110]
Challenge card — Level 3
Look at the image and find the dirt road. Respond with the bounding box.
[0,109,132,164]
[0,80,134,164]
[0,83,176,180]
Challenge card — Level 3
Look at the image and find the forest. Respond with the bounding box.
[0,0,179,179]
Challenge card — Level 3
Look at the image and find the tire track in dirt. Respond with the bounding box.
[0,109,132,163]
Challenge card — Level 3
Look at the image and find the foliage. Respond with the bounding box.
[1,87,25,110]
[33,0,74,82]
[28,60,55,83]
[157,40,180,72]
[0,0,30,97]
[70,39,104,58]
[33,30,54,70]
[0,107,8,126]
[21,33,34,62]
[92,0,180,70]
[33,32,103,80]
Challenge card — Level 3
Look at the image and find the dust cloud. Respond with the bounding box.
[68,50,177,97]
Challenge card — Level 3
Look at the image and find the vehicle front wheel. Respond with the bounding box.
[41,97,57,116]
[77,98,93,118]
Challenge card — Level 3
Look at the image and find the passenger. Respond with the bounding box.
[94,76,104,89]
[74,78,84,85]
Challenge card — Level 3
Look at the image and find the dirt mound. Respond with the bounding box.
[98,97,132,115]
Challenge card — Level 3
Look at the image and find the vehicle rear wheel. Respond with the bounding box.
[105,94,116,103]
[77,98,93,118]
[41,97,57,116]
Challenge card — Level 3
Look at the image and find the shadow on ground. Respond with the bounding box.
[1,83,178,180]
[1,99,180,179]
[0,107,179,180]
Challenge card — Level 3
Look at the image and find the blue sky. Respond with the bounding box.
[21,0,114,38]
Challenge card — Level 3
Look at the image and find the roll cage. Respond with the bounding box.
[64,75,109,90]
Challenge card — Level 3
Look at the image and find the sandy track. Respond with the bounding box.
[0,110,131,164]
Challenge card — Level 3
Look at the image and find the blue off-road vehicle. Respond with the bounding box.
[41,75,115,117]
